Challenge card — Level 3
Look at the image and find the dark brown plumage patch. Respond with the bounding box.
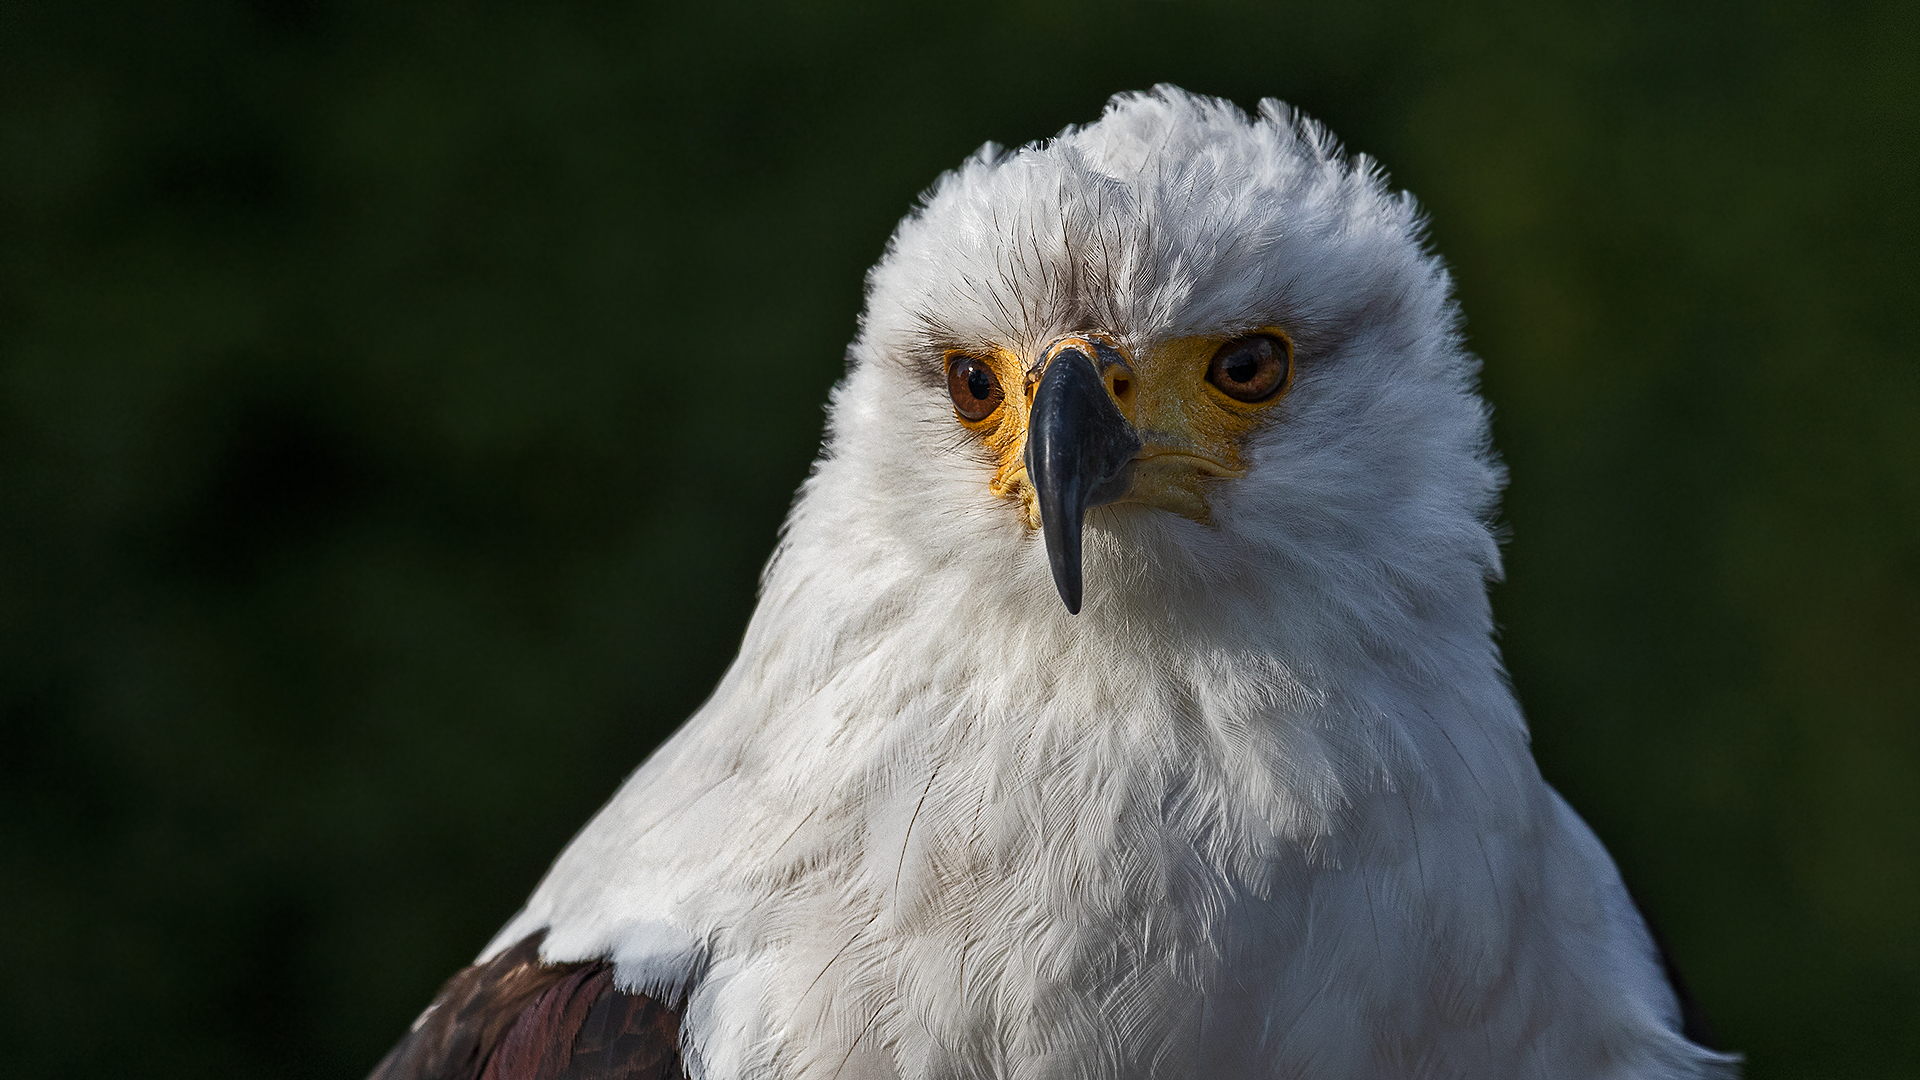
[369,931,685,1080]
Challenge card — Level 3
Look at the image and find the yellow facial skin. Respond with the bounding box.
[952,329,1293,527]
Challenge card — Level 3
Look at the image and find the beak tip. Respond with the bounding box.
[1047,547,1084,614]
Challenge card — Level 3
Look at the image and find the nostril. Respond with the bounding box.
[1112,377,1131,399]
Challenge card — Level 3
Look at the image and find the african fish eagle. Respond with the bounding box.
[369,87,1738,1080]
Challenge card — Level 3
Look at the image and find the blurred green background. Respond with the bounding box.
[2,1,1914,1076]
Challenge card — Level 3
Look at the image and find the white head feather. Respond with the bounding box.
[489,87,1737,1080]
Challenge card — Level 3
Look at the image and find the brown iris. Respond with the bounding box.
[1206,334,1291,403]
[947,352,1004,422]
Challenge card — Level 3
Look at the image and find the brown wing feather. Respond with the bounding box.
[368,931,686,1080]
[563,972,685,1079]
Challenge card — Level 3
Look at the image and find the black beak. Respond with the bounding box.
[1024,345,1142,614]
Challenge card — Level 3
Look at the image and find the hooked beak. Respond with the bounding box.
[1023,343,1143,614]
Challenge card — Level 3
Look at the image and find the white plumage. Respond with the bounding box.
[483,88,1738,1079]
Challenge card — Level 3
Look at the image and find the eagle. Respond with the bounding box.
[369,87,1739,1080]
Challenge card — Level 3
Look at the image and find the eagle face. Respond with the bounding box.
[836,87,1504,645]
[943,326,1294,613]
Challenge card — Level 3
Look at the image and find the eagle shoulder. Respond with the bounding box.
[369,931,684,1080]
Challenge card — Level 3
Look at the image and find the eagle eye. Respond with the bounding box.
[1206,334,1291,403]
[947,353,1004,422]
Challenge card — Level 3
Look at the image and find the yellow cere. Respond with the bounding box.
[963,329,1293,527]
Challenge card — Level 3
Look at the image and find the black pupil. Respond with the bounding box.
[1226,352,1260,384]
[966,365,993,400]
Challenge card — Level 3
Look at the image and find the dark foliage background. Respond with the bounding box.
[2,1,1914,1077]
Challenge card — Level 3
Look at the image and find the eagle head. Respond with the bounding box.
[802,86,1503,659]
